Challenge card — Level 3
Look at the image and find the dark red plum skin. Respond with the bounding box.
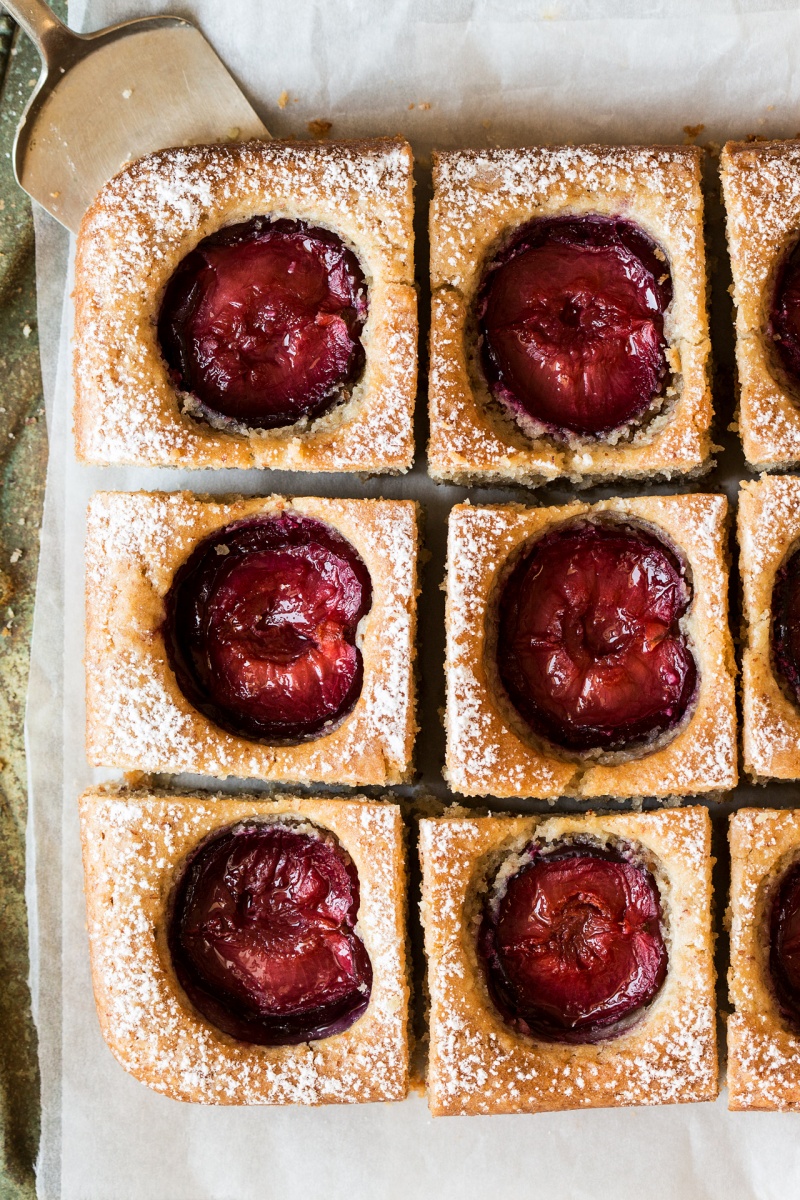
[479,842,668,1043]
[478,215,672,439]
[169,822,372,1046]
[769,240,800,388]
[158,217,367,429]
[163,512,372,744]
[496,520,697,754]
[769,860,800,1032]
[772,543,800,712]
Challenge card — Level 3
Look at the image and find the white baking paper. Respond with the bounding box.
[25,2,800,1196]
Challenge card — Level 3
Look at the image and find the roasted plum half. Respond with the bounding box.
[769,859,800,1032]
[477,215,673,440]
[158,217,368,430]
[772,541,800,710]
[495,519,697,756]
[768,239,800,391]
[163,512,372,743]
[169,822,372,1045]
[479,840,668,1043]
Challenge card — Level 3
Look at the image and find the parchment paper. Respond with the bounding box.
[25,2,800,1196]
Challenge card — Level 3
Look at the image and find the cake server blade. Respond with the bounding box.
[5,0,270,232]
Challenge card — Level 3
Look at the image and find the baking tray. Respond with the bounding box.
[26,2,800,1196]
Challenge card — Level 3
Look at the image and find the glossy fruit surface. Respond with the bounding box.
[164,512,372,742]
[158,217,367,428]
[479,842,667,1042]
[169,822,372,1045]
[772,543,800,709]
[478,215,672,438]
[770,861,800,1029]
[769,241,800,386]
[496,520,697,753]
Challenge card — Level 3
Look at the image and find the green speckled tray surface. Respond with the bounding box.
[0,12,54,1199]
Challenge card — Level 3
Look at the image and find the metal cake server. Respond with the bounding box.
[4,0,270,232]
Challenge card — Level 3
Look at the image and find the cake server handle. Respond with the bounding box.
[3,0,83,72]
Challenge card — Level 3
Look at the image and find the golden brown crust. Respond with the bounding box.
[84,491,419,785]
[79,787,410,1104]
[428,145,713,486]
[728,809,800,1111]
[721,140,800,470]
[73,138,417,473]
[420,807,718,1116]
[444,493,737,801]
[738,476,800,781]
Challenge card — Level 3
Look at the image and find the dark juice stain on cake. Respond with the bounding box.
[158,217,368,429]
[479,842,668,1043]
[772,543,800,711]
[495,520,697,754]
[769,860,800,1030]
[478,215,672,439]
[163,512,372,743]
[769,240,800,388]
[169,822,372,1045]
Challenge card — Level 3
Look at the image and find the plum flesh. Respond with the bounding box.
[169,822,372,1045]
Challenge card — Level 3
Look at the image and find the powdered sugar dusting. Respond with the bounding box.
[728,1017,800,1111]
[743,686,800,782]
[80,789,409,1105]
[739,475,800,581]
[739,476,800,779]
[722,141,800,326]
[352,502,419,766]
[432,145,704,294]
[722,140,800,467]
[444,504,578,798]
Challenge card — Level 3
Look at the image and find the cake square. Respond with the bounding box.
[444,493,737,801]
[738,475,800,781]
[428,145,713,487]
[419,806,718,1116]
[84,491,419,786]
[74,137,417,474]
[728,808,800,1111]
[79,787,410,1104]
[721,140,800,471]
